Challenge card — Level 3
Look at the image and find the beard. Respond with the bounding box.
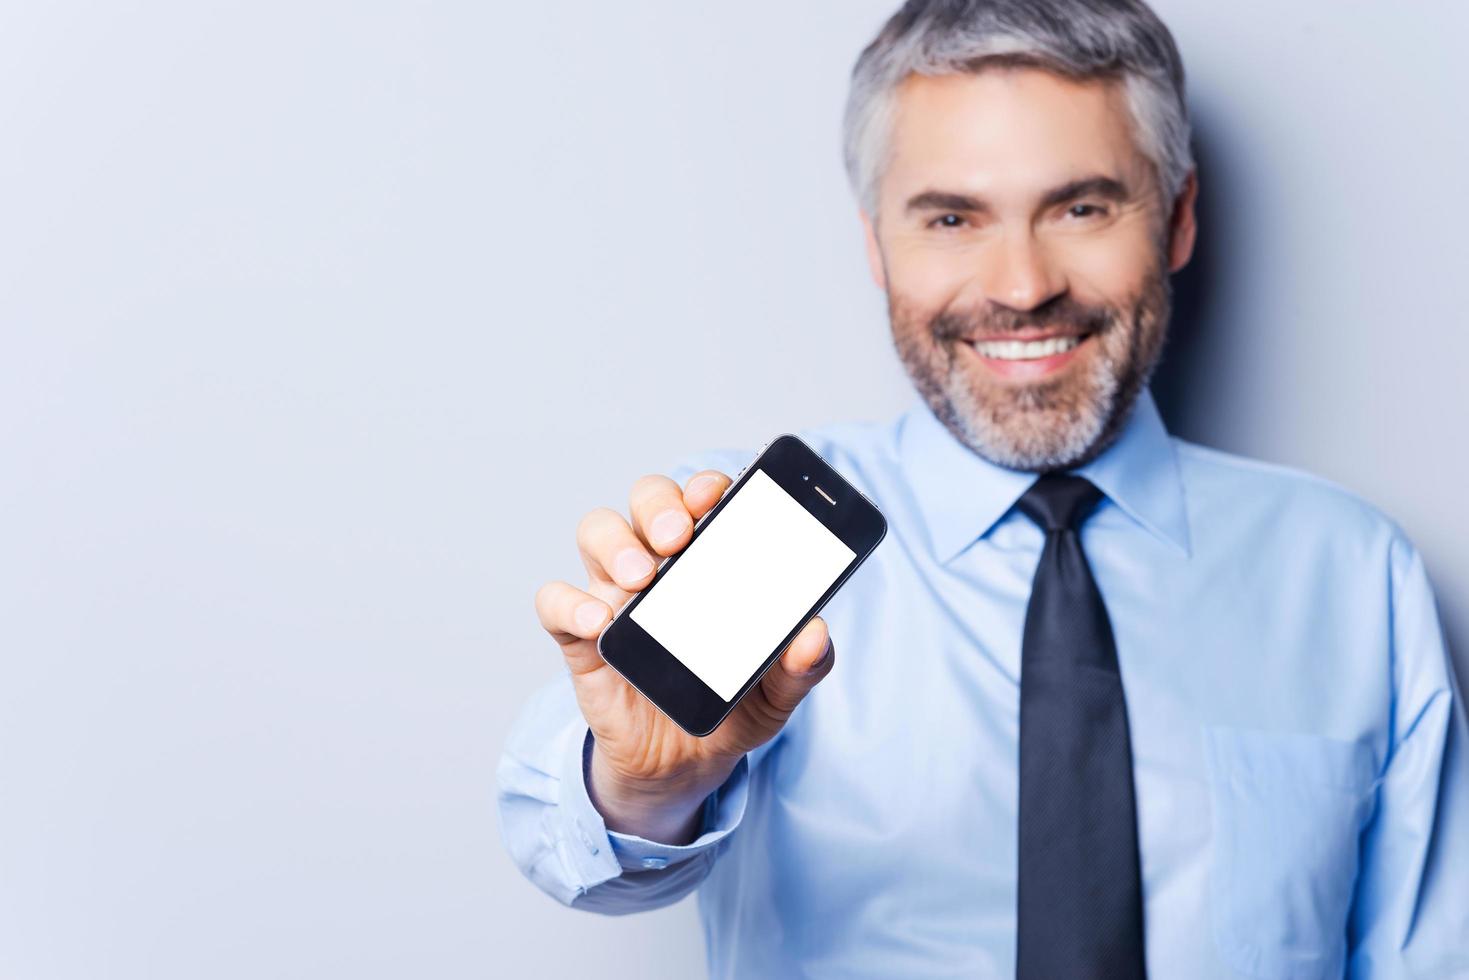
[889,263,1172,473]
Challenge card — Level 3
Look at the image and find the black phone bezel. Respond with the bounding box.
[596,434,888,737]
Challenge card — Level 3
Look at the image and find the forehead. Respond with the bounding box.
[884,67,1146,194]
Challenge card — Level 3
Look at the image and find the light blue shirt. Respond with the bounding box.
[497,389,1469,979]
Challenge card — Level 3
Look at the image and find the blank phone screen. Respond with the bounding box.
[629,469,856,701]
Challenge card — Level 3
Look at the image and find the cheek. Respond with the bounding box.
[1050,230,1157,305]
[884,244,976,315]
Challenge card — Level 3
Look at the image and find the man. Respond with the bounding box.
[499,1,1469,976]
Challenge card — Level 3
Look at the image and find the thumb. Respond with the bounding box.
[759,617,835,716]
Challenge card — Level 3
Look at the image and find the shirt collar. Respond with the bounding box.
[897,386,1191,563]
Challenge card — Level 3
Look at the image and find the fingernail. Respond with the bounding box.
[803,636,834,675]
[614,548,655,584]
[688,474,720,496]
[574,601,605,634]
[650,509,689,546]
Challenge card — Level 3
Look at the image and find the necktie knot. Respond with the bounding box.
[1016,474,1103,532]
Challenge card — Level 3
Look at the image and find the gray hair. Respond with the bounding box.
[842,0,1193,218]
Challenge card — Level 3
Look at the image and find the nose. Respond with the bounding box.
[978,230,1067,312]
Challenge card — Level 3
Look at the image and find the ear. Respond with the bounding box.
[859,209,888,292]
[1166,169,1199,273]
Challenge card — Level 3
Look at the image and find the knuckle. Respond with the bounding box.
[533,580,568,628]
[578,506,621,534]
[629,475,673,509]
[762,686,800,717]
[631,474,683,511]
[577,508,631,557]
[630,473,665,493]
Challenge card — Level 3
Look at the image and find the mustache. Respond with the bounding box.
[929,296,1115,341]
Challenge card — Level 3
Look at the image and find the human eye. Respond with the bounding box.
[927,213,968,230]
[1064,202,1108,220]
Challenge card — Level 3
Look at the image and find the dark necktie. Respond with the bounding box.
[1014,474,1146,979]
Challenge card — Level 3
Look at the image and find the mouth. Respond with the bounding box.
[968,333,1088,360]
[959,331,1096,380]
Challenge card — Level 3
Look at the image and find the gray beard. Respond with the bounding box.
[889,270,1171,473]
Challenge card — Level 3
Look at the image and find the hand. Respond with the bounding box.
[534,469,835,844]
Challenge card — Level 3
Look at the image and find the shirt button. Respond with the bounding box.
[640,856,669,870]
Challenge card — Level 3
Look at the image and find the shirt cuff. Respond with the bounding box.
[557,724,749,878]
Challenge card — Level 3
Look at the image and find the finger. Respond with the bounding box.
[760,617,834,716]
[682,469,732,519]
[577,506,658,593]
[629,474,693,556]
[533,580,610,675]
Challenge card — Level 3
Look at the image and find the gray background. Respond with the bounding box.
[1,1,1463,977]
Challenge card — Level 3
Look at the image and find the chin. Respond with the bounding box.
[936,356,1149,472]
[966,410,1112,472]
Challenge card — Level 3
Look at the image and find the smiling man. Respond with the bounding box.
[872,66,1184,474]
[499,2,1469,977]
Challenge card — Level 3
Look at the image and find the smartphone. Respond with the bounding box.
[597,434,888,737]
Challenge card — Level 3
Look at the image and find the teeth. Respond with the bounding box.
[971,335,1082,360]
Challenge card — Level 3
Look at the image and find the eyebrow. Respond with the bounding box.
[1040,175,1130,209]
[903,175,1131,215]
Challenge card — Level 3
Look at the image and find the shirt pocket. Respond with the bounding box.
[1201,725,1379,980]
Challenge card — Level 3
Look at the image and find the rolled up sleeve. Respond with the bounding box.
[496,672,748,914]
[1347,536,1469,977]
